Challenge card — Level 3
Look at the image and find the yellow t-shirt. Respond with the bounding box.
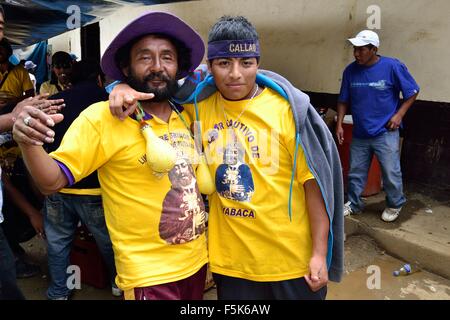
[0,65,33,98]
[50,101,208,290]
[39,80,69,96]
[59,187,101,196]
[185,88,315,282]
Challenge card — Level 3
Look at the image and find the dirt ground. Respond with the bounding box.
[16,233,450,300]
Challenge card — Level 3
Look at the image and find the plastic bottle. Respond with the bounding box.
[393,264,412,276]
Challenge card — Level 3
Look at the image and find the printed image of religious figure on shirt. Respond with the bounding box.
[159,158,206,245]
[216,141,254,202]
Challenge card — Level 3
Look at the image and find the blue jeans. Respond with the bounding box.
[0,225,25,300]
[348,130,406,212]
[43,193,117,299]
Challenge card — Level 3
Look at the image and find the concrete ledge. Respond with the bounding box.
[345,216,450,279]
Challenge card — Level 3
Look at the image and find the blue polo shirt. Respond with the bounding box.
[338,56,419,138]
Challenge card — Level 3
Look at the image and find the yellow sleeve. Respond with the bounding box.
[39,81,49,95]
[39,81,54,95]
[50,113,107,183]
[283,107,315,185]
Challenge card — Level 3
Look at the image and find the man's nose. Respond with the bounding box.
[229,62,242,79]
[150,57,163,72]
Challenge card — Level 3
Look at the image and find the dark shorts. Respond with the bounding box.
[213,273,327,300]
[125,264,207,300]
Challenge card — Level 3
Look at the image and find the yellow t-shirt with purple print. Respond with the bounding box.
[50,101,208,291]
[185,87,315,282]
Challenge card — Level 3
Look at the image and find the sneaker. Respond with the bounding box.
[343,201,354,217]
[381,207,402,222]
[111,284,123,297]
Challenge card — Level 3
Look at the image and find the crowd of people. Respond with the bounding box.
[0,4,418,301]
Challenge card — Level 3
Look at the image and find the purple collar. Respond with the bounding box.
[130,100,184,121]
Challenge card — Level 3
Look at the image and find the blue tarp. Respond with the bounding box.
[23,41,48,86]
[3,0,192,48]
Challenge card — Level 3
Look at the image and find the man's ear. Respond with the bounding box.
[97,75,104,88]
[122,66,130,78]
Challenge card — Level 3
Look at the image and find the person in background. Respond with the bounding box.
[39,51,73,96]
[0,38,34,110]
[0,3,25,300]
[0,36,41,283]
[335,30,419,223]
[41,59,120,300]
[24,61,37,94]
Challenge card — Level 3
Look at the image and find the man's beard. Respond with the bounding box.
[126,70,179,102]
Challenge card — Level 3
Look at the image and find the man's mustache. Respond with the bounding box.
[144,72,171,83]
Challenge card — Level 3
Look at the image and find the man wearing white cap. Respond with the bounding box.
[336,30,419,222]
[24,61,37,94]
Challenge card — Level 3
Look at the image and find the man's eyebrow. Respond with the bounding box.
[135,48,151,55]
[160,49,176,55]
[135,48,176,55]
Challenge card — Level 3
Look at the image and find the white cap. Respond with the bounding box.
[348,30,380,48]
[24,60,37,70]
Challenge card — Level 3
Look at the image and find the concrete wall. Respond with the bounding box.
[47,28,81,60]
[44,0,449,192]
[97,0,450,103]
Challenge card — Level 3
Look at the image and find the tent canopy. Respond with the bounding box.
[2,0,191,48]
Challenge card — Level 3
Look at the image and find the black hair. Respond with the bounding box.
[0,37,13,58]
[207,16,259,62]
[50,51,73,85]
[70,59,105,85]
[208,16,259,43]
[51,51,72,66]
[115,33,191,78]
[0,5,5,20]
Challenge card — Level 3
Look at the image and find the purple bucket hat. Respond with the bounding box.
[101,11,205,81]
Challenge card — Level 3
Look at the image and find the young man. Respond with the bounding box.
[108,15,344,300]
[335,30,419,222]
[0,4,25,300]
[0,37,45,283]
[39,51,73,96]
[12,12,208,300]
[0,38,34,109]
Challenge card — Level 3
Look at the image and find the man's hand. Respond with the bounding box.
[386,113,403,131]
[13,105,64,146]
[304,254,328,292]
[335,125,344,145]
[11,95,65,122]
[29,210,45,239]
[109,83,154,120]
[194,210,206,228]
[230,184,245,194]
